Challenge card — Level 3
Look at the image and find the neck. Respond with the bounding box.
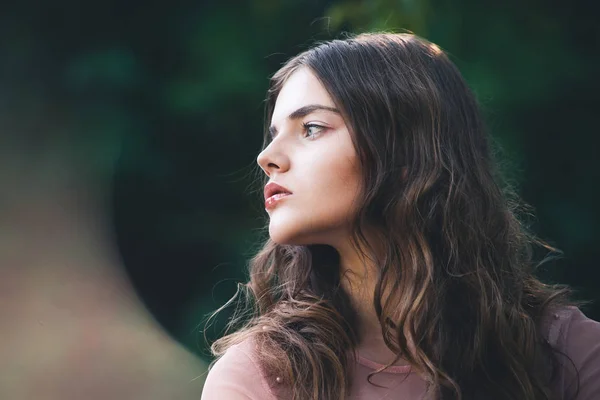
[335,234,408,366]
[337,242,381,336]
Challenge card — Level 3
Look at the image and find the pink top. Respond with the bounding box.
[201,306,600,399]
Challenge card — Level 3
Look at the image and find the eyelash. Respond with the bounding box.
[267,123,326,143]
[302,123,326,139]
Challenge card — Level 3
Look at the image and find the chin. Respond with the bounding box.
[268,221,335,248]
[268,221,310,246]
[268,228,304,246]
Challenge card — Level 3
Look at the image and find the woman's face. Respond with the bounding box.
[257,67,361,246]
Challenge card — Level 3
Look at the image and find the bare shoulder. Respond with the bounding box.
[201,338,277,400]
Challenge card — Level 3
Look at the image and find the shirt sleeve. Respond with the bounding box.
[559,307,600,400]
[200,341,277,400]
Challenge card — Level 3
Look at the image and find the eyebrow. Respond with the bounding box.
[268,104,340,139]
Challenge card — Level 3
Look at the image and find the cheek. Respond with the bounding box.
[303,146,360,209]
[314,165,360,218]
[323,153,361,207]
[268,155,361,245]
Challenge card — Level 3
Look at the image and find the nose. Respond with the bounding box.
[256,142,290,176]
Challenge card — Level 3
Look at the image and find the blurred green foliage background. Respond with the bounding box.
[2,0,598,365]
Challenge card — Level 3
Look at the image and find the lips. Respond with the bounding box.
[264,181,292,201]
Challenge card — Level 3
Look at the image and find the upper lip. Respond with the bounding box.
[264,181,292,201]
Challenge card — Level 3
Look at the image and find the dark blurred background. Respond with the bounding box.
[1,0,598,369]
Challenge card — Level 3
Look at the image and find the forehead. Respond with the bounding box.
[271,67,336,123]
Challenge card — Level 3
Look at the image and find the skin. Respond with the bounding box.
[257,67,361,248]
[257,67,408,366]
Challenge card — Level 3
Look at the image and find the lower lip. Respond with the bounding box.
[265,193,292,209]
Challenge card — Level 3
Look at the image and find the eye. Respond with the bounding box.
[302,123,326,139]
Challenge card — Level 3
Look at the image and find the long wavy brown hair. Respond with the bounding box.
[206,32,584,399]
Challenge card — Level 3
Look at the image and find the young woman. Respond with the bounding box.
[201,33,600,400]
